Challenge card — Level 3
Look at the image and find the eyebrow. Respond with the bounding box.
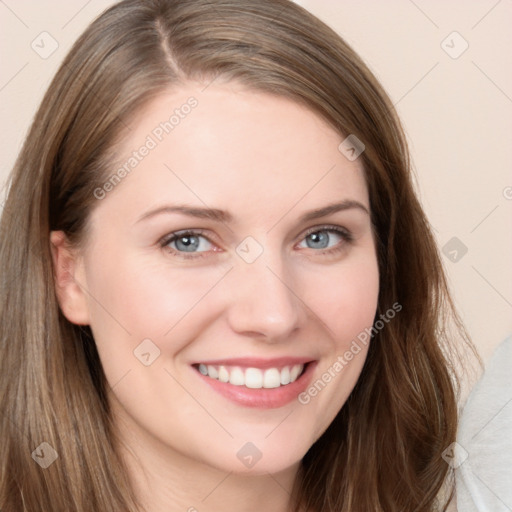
[135,199,369,225]
[299,200,369,222]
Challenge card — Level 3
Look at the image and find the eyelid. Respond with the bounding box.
[160,228,208,242]
[299,224,352,241]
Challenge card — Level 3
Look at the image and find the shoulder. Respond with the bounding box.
[456,336,512,512]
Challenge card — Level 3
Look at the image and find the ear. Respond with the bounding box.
[49,230,90,325]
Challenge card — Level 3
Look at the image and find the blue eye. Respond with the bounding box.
[163,230,213,254]
[297,227,351,251]
[160,225,352,260]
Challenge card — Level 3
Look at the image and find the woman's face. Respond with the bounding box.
[62,81,379,475]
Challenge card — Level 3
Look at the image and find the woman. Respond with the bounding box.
[0,0,475,510]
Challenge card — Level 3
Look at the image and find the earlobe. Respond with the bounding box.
[49,230,90,325]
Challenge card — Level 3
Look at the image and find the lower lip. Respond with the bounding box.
[194,362,317,409]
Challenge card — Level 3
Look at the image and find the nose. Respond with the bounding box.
[225,256,304,343]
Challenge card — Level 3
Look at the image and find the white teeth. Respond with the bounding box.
[290,364,302,382]
[263,368,281,388]
[207,365,218,379]
[245,368,263,389]
[229,367,245,386]
[197,363,305,389]
[280,366,291,385]
[218,366,229,383]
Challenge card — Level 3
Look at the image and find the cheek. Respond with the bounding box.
[301,253,380,344]
[82,250,229,367]
[294,252,379,439]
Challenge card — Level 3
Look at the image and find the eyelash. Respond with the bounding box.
[159,225,353,260]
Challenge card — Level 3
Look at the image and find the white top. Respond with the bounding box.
[455,335,512,511]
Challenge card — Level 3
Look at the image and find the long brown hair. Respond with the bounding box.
[0,1,476,510]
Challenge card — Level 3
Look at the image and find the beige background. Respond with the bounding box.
[1,0,511,382]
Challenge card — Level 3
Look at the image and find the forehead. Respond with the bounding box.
[97,82,369,225]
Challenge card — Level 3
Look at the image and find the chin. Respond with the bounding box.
[199,437,309,477]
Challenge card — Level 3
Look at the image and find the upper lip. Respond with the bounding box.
[192,357,315,369]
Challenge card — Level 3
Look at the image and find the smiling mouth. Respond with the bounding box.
[192,363,308,389]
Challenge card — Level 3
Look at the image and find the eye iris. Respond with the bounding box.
[306,231,329,249]
[175,235,200,252]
